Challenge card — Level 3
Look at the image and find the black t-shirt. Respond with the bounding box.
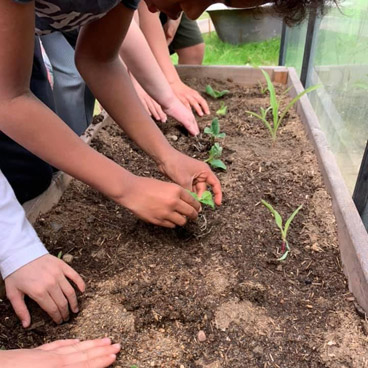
[13,0,141,34]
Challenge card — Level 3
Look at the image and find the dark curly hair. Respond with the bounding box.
[271,0,339,25]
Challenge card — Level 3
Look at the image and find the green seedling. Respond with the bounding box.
[204,118,226,140]
[188,190,215,209]
[205,143,226,170]
[216,101,228,116]
[247,69,320,141]
[258,80,268,95]
[57,251,63,259]
[261,200,302,261]
[205,84,229,99]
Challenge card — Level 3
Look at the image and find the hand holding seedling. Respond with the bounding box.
[205,85,230,99]
[117,175,201,228]
[261,200,302,261]
[4,254,85,327]
[188,190,215,209]
[157,150,222,207]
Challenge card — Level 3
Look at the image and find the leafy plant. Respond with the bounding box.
[261,200,303,261]
[216,101,228,116]
[205,84,229,99]
[205,143,227,170]
[247,69,320,141]
[258,80,268,95]
[188,190,215,209]
[204,118,226,140]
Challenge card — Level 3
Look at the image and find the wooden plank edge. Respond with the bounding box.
[176,65,289,85]
[23,112,109,224]
[287,66,368,313]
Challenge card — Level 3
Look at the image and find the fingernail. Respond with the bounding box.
[22,320,28,328]
[113,343,121,349]
[74,308,79,313]
[110,354,117,359]
[102,337,111,343]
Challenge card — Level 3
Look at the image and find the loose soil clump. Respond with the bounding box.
[1,78,367,367]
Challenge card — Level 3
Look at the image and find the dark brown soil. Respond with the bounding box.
[1,78,368,368]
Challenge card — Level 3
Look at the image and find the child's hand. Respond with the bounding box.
[131,75,167,122]
[116,175,201,228]
[158,150,222,206]
[1,338,120,368]
[5,255,85,327]
[163,97,200,136]
[170,79,210,117]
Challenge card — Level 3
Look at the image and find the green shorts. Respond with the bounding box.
[160,13,204,54]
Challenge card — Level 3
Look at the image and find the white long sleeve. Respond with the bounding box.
[0,170,48,279]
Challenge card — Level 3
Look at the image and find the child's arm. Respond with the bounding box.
[0,170,84,327]
[0,1,203,227]
[137,1,210,117]
[120,18,199,135]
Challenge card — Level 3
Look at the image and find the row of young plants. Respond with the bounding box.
[187,70,318,261]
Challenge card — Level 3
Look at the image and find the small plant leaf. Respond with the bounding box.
[277,249,289,261]
[216,102,228,116]
[278,84,320,127]
[187,190,215,209]
[217,132,226,138]
[209,159,227,170]
[284,205,303,238]
[209,143,223,158]
[57,251,63,259]
[188,191,199,201]
[199,191,215,209]
[205,84,216,98]
[261,200,283,234]
[204,126,212,135]
[211,118,220,135]
[205,84,229,99]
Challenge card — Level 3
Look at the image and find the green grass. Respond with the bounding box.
[171,33,280,66]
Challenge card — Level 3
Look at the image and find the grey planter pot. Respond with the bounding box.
[207,4,282,44]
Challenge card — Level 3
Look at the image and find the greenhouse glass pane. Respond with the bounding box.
[286,0,368,194]
[309,0,368,193]
[284,21,308,74]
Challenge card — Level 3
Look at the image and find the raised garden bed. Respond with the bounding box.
[1,66,368,367]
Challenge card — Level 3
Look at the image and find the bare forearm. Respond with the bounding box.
[0,94,131,199]
[120,20,175,108]
[138,1,181,85]
[77,56,174,165]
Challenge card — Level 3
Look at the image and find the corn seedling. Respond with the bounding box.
[261,199,302,261]
[205,84,229,99]
[204,118,226,140]
[216,101,228,116]
[247,69,320,141]
[188,190,215,209]
[205,143,226,170]
[258,80,268,95]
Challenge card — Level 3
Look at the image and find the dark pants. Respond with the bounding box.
[0,37,55,204]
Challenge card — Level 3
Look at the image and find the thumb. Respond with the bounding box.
[8,289,31,328]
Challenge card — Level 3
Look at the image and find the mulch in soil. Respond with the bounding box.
[1,77,368,368]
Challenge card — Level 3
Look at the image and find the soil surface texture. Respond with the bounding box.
[1,78,368,368]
